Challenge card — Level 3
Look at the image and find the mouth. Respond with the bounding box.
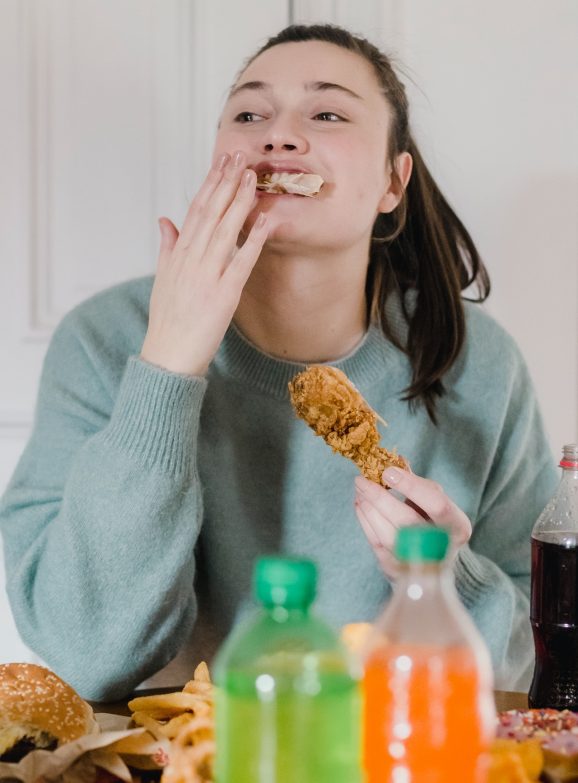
[252,162,313,176]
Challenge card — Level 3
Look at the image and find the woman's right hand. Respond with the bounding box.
[140,151,269,376]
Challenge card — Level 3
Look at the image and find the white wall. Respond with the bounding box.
[1,0,577,662]
[398,1,578,453]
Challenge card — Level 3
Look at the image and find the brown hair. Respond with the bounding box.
[244,24,490,422]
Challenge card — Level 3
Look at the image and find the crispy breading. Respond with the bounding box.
[288,365,408,486]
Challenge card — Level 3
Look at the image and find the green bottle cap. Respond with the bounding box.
[394,526,450,562]
[254,557,317,608]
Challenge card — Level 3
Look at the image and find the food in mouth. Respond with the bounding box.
[255,172,324,197]
[288,365,409,486]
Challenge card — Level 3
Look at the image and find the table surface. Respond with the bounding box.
[90,688,528,717]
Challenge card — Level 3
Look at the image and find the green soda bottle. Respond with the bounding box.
[213,557,361,782]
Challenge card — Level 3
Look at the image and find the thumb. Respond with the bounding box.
[157,217,179,251]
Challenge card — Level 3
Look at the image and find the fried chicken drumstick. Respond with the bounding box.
[288,365,409,486]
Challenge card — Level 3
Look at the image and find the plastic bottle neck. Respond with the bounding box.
[560,465,578,481]
[376,558,484,650]
[532,456,578,541]
[395,561,453,596]
[555,464,578,499]
[263,604,311,622]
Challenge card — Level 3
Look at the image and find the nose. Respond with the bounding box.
[264,142,298,151]
[260,114,309,154]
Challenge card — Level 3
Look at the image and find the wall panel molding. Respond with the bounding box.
[26,0,172,337]
[185,1,289,198]
[0,414,32,437]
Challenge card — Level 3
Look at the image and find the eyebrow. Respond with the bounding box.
[228,80,363,101]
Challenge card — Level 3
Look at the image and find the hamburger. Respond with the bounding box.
[0,662,95,762]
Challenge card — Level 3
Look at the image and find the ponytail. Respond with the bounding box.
[244,24,491,422]
[369,140,490,421]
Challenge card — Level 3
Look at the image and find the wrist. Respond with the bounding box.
[140,339,209,377]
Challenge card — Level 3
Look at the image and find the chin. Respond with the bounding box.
[242,210,294,244]
[241,210,348,254]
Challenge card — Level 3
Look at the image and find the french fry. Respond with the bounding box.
[192,662,211,683]
[128,692,209,714]
[162,713,201,739]
[128,661,215,783]
[130,711,167,740]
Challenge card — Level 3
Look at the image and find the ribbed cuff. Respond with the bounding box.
[453,544,494,609]
[101,356,208,476]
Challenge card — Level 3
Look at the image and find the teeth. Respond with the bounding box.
[256,172,324,197]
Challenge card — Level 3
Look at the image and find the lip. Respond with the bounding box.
[254,190,301,198]
[251,161,315,176]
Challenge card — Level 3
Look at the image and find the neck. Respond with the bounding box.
[234,245,369,363]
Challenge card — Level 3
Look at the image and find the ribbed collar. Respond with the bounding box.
[214,290,412,400]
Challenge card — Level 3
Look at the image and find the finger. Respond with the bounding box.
[355,498,385,550]
[205,170,259,270]
[157,217,179,262]
[224,210,269,286]
[406,498,430,521]
[355,499,400,580]
[177,154,229,247]
[355,476,424,528]
[181,151,250,254]
[382,467,458,519]
[381,467,471,545]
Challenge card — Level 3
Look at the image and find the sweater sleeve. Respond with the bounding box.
[452,349,558,691]
[0,314,207,700]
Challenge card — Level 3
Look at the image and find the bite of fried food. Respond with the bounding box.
[288,365,408,486]
[256,172,324,197]
[128,662,214,783]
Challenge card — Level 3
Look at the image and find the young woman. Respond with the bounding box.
[0,24,556,700]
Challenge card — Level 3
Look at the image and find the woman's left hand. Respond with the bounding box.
[354,466,472,579]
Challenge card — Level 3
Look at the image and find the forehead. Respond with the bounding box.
[235,40,384,101]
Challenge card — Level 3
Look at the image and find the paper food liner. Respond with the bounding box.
[0,714,170,783]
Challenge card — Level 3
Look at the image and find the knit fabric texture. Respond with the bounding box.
[0,276,558,699]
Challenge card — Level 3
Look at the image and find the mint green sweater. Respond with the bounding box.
[0,276,557,700]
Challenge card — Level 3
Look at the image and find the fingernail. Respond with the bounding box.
[217,153,229,171]
[383,467,401,485]
[233,151,244,167]
[354,476,366,493]
[255,211,267,228]
[242,170,254,188]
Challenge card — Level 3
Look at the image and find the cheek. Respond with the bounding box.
[212,129,252,163]
[335,137,387,194]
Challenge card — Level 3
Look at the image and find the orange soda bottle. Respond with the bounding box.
[362,526,496,783]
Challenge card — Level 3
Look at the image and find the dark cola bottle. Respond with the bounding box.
[529,443,578,709]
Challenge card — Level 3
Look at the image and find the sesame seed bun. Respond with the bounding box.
[0,663,95,760]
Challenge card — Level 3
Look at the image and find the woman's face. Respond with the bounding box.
[214,40,406,252]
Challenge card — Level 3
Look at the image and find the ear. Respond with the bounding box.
[377,152,413,214]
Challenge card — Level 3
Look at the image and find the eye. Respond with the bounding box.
[313,111,345,122]
[234,112,265,123]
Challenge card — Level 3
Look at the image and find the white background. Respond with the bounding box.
[1,0,577,661]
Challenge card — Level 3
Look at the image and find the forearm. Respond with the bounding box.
[1,358,207,700]
[454,544,533,690]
